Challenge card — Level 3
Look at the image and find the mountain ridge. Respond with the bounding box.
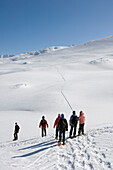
[1,35,113,58]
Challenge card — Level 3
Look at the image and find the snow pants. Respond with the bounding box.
[69,125,77,137]
[14,132,18,140]
[78,124,84,135]
[42,128,46,137]
[59,131,65,144]
[56,128,59,138]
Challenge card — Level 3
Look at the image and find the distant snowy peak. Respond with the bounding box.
[24,46,69,56]
[10,46,69,61]
[0,46,68,59]
[0,54,14,58]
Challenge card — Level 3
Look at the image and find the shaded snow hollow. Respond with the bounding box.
[0,35,113,169]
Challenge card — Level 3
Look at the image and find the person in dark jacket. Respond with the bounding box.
[39,116,48,137]
[13,122,20,141]
[57,114,68,146]
[53,114,61,140]
[69,111,78,138]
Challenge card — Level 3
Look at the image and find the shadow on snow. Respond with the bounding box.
[12,139,57,158]
[18,139,55,151]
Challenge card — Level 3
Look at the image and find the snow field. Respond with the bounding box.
[0,35,113,169]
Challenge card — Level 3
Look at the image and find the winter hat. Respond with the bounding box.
[73,111,76,115]
[80,111,84,116]
[61,114,64,118]
[58,114,61,118]
[42,116,45,119]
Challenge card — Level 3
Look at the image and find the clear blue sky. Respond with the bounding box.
[0,0,113,54]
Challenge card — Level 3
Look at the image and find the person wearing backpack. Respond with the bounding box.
[69,111,78,138]
[57,114,68,146]
[53,114,61,140]
[13,122,20,141]
[78,111,85,135]
[39,116,48,137]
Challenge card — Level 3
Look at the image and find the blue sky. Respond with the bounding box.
[0,0,113,54]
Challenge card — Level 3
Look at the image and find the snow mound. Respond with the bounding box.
[90,57,113,65]
[10,84,28,89]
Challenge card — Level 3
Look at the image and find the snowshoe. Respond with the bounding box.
[55,137,58,140]
[78,134,82,136]
[72,135,77,138]
[58,141,62,146]
[69,136,73,139]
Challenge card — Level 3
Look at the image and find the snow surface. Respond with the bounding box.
[0,36,113,169]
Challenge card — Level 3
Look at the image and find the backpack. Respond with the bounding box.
[59,119,67,131]
[41,120,46,127]
[15,125,20,133]
[71,116,78,126]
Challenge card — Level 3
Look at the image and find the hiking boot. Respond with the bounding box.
[58,141,61,146]
[78,134,82,136]
[62,143,66,145]
[73,135,76,138]
[69,136,72,138]
[55,137,58,140]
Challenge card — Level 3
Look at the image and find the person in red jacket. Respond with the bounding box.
[53,114,61,140]
[39,116,48,137]
[78,111,85,135]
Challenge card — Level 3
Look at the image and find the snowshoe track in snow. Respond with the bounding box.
[57,126,113,170]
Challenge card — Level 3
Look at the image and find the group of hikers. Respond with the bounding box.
[13,110,85,146]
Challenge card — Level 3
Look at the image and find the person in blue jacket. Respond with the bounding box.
[69,111,78,138]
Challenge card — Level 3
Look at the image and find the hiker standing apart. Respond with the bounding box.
[39,116,48,137]
[58,114,68,146]
[13,122,20,141]
[53,114,61,140]
[78,111,85,135]
[69,111,78,138]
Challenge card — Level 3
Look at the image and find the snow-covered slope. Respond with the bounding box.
[0,35,113,169]
[0,126,113,170]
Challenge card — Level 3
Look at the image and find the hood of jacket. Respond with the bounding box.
[58,114,61,118]
[80,112,84,116]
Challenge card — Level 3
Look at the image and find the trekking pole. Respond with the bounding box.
[61,90,73,111]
